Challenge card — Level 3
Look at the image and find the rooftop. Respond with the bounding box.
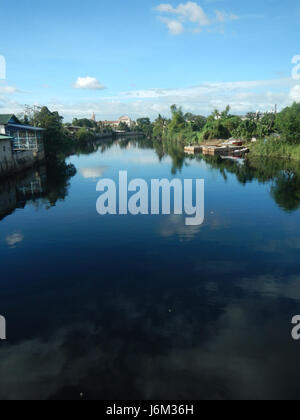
[0,114,44,131]
[0,135,13,141]
[0,114,16,125]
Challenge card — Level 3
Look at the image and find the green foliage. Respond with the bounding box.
[136,118,153,137]
[28,106,71,157]
[118,122,130,132]
[276,102,300,144]
[75,128,95,144]
[202,119,230,140]
[153,114,169,139]
[167,105,187,135]
[184,113,207,131]
[232,119,257,140]
[72,118,97,129]
[222,116,242,133]
[271,171,300,211]
[250,138,300,160]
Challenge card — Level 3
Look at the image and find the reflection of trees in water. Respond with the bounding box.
[97,137,300,212]
[0,160,77,221]
[151,139,300,213]
[192,154,300,213]
[271,171,300,212]
[152,139,186,175]
[43,160,77,208]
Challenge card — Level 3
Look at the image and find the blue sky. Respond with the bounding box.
[0,0,300,121]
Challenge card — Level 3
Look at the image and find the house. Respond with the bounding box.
[0,114,45,178]
[0,114,44,152]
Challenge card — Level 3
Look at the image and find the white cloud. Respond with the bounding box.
[290,85,300,101]
[0,77,297,122]
[156,2,210,25]
[121,78,294,100]
[6,233,24,248]
[159,17,184,35]
[0,85,18,94]
[79,166,108,179]
[18,77,292,122]
[155,1,238,34]
[215,10,239,23]
[73,76,105,90]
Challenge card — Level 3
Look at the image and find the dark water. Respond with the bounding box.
[1,137,300,400]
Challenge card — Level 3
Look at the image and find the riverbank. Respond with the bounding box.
[248,139,300,160]
[0,149,45,180]
[183,137,300,162]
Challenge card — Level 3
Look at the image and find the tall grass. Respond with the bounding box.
[250,139,300,160]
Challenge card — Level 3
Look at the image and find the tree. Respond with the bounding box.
[184,113,207,132]
[232,119,257,140]
[221,105,231,120]
[72,118,97,129]
[246,112,259,121]
[118,122,130,132]
[24,106,70,157]
[168,105,187,135]
[75,128,94,144]
[153,114,168,139]
[136,118,153,137]
[222,116,242,133]
[201,107,233,140]
[276,102,300,144]
[190,115,207,132]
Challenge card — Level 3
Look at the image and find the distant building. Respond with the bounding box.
[103,120,120,128]
[119,116,133,128]
[102,116,134,129]
[0,114,45,177]
[91,113,96,122]
[67,125,83,134]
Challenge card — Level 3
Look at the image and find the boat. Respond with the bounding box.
[233,148,249,157]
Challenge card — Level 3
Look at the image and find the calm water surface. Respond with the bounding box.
[1,137,300,400]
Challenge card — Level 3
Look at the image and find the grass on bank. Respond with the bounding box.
[249,139,300,160]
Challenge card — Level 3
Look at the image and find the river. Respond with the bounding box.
[1,137,300,400]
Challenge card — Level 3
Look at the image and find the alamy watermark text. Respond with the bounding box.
[96,171,205,226]
[0,315,6,340]
[292,316,300,341]
[0,55,6,79]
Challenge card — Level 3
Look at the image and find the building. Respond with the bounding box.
[91,113,96,122]
[102,116,134,129]
[119,116,133,128]
[0,135,13,162]
[0,114,44,152]
[103,120,120,128]
[66,125,83,135]
[0,114,45,178]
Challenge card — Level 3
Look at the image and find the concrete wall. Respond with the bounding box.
[0,148,45,179]
[0,138,13,161]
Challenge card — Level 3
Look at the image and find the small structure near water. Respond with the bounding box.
[185,140,249,159]
[0,114,45,178]
[184,145,203,154]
